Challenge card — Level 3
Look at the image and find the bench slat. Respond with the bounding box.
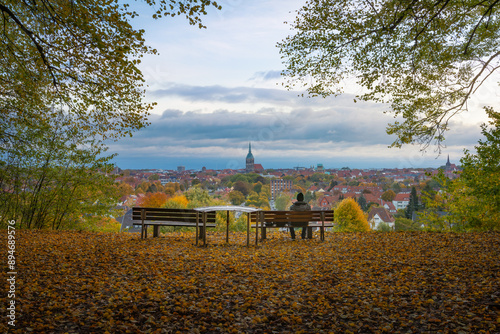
[132,207,216,223]
[132,221,216,227]
[133,215,216,223]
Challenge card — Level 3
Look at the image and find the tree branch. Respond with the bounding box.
[464,0,500,55]
[0,3,58,86]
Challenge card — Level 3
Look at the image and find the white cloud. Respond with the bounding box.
[111,0,488,170]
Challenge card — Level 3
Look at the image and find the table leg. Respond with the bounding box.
[255,212,260,246]
[140,209,145,239]
[246,212,250,247]
[226,210,229,243]
[203,212,207,246]
[195,212,199,246]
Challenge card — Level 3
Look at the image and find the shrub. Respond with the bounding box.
[377,222,392,232]
[395,217,423,231]
[335,198,371,232]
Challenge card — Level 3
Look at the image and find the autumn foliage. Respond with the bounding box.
[2,230,499,333]
[136,192,168,208]
[335,198,371,232]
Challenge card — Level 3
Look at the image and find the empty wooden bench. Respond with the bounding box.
[250,210,334,244]
[132,207,216,244]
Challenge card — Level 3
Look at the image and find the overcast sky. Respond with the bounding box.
[108,0,494,171]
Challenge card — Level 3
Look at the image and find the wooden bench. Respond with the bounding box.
[250,210,334,244]
[132,207,216,244]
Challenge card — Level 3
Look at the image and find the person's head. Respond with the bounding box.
[297,192,304,202]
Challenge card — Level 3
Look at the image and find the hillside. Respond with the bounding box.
[2,230,499,333]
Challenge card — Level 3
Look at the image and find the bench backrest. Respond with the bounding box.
[132,207,216,224]
[249,210,334,223]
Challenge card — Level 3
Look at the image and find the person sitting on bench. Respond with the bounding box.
[289,192,311,240]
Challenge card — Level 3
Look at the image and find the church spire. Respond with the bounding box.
[246,142,254,173]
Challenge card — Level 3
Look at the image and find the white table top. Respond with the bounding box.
[194,205,261,213]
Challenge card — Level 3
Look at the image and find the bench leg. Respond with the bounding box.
[153,225,160,237]
[261,227,267,240]
[307,227,313,239]
[199,227,205,240]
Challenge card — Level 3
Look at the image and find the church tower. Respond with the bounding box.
[245,142,254,173]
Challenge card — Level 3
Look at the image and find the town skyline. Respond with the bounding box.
[113,141,461,172]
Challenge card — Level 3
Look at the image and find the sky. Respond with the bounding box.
[108,0,494,171]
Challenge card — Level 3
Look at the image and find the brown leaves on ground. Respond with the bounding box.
[2,231,499,333]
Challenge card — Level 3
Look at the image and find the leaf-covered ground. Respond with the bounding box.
[2,230,499,333]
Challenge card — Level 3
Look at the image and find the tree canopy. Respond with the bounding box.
[1,0,220,143]
[279,0,500,149]
[0,0,220,228]
[420,108,500,231]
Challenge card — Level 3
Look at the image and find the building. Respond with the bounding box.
[271,178,293,199]
[368,207,395,230]
[392,192,411,210]
[444,155,460,178]
[246,143,255,173]
[254,164,264,172]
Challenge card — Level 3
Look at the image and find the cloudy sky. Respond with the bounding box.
[109,0,494,171]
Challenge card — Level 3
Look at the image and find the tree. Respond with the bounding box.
[2,0,221,145]
[459,107,500,229]
[0,1,220,229]
[381,189,396,202]
[279,0,500,149]
[420,109,500,231]
[117,183,135,199]
[275,193,292,211]
[304,190,316,203]
[0,112,121,229]
[228,190,245,206]
[162,195,189,209]
[253,182,263,194]
[395,217,422,232]
[335,198,370,232]
[136,192,168,208]
[357,194,368,212]
[149,174,160,181]
[146,183,158,193]
[245,191,270,209]
[164,182,180,196]
[185,187,211,208]
[233,181,251,197]
[404,187,419,219]
[390,182,402,194]
[261,185,271,198]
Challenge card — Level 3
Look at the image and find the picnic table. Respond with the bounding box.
[194,206,261,247]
